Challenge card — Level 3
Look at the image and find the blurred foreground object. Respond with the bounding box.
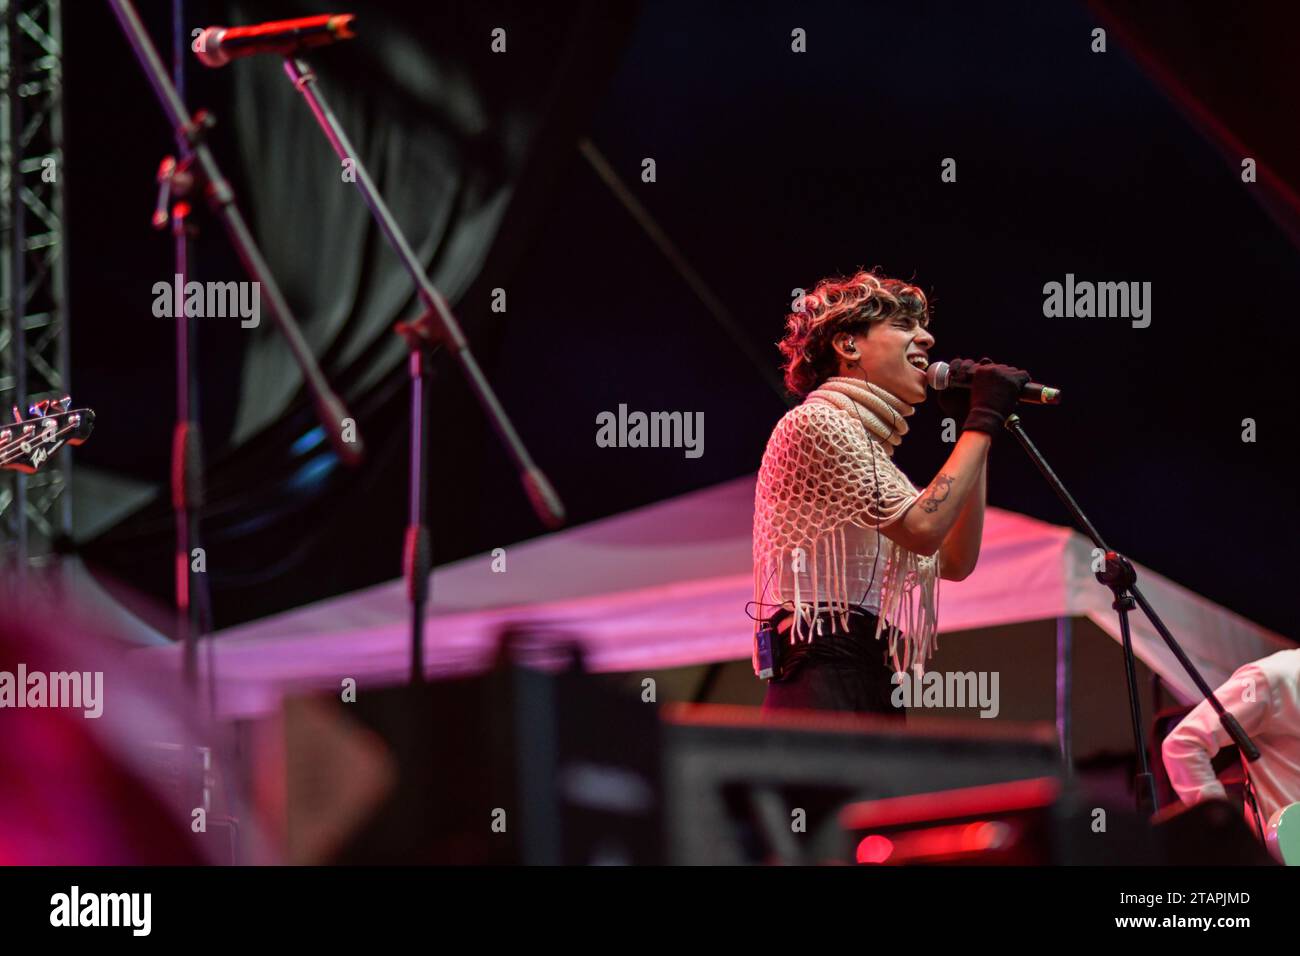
[0,579,267,864]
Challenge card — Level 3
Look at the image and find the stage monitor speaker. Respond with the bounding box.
[661,703,1063,864]
[283,628,663,864]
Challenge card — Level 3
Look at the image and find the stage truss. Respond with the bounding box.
[0,0,68,571]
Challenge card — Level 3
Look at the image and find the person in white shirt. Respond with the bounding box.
[1162,648,1300,832]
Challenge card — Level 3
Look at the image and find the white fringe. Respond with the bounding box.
[753,530,939,677]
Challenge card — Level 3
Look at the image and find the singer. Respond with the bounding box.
[752,269,1029,715]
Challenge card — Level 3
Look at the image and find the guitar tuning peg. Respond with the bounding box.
[28,400,50,418]
[11,406,22,424]
[55,395,71,412]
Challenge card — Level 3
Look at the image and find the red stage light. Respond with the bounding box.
[855,834,895,864]
[856,820,1017,864]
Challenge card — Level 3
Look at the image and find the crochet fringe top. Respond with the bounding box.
[752,376,940,677]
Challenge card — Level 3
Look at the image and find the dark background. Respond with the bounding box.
[66,1,1299,641]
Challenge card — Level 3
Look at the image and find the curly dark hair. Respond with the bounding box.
[777,269,930,398]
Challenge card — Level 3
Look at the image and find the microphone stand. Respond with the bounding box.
[280,56,565,684]
[105,1,366,692]
[149,0,211,695]
[1002,412,1260,817]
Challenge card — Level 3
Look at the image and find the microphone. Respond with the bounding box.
[194,14,356,68]
[926,360,1061,405]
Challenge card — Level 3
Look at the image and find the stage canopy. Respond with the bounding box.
[136,475,1292,720]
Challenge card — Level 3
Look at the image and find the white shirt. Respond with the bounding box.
[1162,648,1300,825]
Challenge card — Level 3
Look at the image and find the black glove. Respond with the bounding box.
[963,360,1031,435]
[936,357,979,422]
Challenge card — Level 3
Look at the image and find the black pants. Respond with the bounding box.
[760,607,904,719]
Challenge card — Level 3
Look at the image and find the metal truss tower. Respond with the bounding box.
[0,0,68,572]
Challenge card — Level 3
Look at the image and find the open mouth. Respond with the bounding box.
[906,354,929,372]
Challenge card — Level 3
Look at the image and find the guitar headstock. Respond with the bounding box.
[0,397,95,474]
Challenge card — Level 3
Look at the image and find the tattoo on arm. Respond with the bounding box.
[919,473,955,513]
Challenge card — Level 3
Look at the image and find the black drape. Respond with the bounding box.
[79,1,636,629]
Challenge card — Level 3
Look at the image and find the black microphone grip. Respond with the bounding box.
[927,360,1061,405]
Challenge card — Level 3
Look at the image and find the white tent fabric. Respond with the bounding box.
[141,475,1292,719]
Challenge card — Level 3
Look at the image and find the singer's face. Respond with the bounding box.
[854,315,934,404]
